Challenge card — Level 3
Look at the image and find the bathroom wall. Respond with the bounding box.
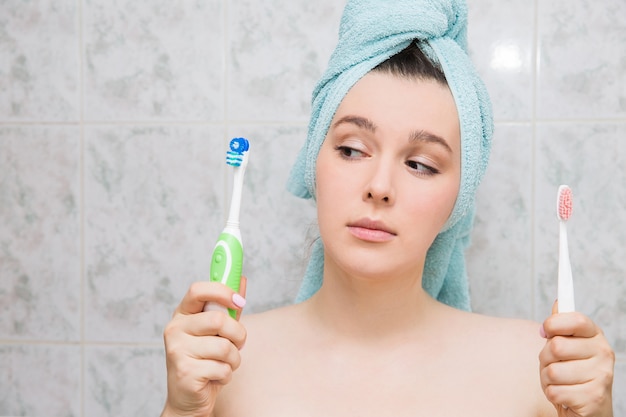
[0,0,624,415]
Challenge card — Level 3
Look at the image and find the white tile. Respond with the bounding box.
[0,344,81,416]
[537,0,626,119]
[467,0,535,121]
[0,127,81,341]
[0,0,79,121]
[614,360,626,415]
[83,0,224,121]
[227,0,344,122]
[84,126,225,342]
[85,345,166,417]
[467,124,533,318]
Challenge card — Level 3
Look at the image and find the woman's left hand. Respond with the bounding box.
[539,303,615,417]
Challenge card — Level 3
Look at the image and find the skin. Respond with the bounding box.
[161,73,614,417]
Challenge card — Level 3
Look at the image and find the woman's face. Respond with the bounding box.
[315,71,461,281]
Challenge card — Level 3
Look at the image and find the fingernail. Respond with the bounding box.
[232,293,247,308]
[539,325,546,339]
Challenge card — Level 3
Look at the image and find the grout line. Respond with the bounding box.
[223,0,228,214]
[494,118,626,125]
[0,339,164,347]
[223,0,230,223]
[77,0,86,415]
[223,0,229,128]
[530,0,539,322]
[1,118,624,127]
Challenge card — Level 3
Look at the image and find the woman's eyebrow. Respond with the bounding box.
[409,129,453,154]
[333,115,453,154]
[332,115,377,132]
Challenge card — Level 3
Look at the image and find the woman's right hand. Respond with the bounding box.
[161,279,247,417]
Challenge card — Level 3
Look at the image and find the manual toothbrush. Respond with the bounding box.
[557,184,575,313]
[204,137,250,318]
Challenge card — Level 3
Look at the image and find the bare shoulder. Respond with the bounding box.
[240,303,307,336]
[465,311,545,347]
[448,308,547,360]
[238,302,313,357]
[446,310,556,417]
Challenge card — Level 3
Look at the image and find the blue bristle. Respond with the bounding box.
[226,151,243,167]
[226,137,249,167]
[230,137,249,153]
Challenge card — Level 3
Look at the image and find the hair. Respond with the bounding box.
[372,40,448,85]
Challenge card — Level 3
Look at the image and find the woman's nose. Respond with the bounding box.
[367,191,390,202]
[363,159,395,204]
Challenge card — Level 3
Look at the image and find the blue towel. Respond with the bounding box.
[287,0,493,311]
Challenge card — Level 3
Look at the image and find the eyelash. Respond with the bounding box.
[334,145,439,176]
[406,159,439,176]
[335,145,366,160]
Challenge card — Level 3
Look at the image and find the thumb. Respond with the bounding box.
[555,405,568,417]
[235,276,247,321]
[552,299,559,315]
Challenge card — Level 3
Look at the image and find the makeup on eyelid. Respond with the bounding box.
[331,114,453,153]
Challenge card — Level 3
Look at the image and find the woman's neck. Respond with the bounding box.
[305,263,442,344]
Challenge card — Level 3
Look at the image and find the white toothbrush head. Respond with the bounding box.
[557,185,573,222]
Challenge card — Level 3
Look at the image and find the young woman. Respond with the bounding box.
[160,2,615,416]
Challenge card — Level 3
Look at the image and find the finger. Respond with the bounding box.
[192,310,248,348]
[176,282,242,315]
[200,360,237,385]
[236,276,247,321]
[165,310,247,350]
[164,327,244,384]
[166,333,241,374]
[552,299,558,315]
[168,354,237,387]
[539,335,597,364]
[542,312,598,339]
[543,379,605,416]
[540,357,595,387]
[185,335,243,371]
[203,311,247,350]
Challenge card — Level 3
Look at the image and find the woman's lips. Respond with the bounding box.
[347,218,396,242]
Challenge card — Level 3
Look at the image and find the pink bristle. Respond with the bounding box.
[557,185,573,221]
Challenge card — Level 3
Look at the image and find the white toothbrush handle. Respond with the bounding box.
[226,153,248,224]
[557,221,575,313]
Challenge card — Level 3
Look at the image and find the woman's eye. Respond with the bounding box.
[406,159,439,175]
[336,146,365,159]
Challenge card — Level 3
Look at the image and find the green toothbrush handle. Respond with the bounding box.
[209,231,243,319]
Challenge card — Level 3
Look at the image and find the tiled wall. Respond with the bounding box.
[0,0,624,415]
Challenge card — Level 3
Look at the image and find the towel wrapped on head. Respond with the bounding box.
[287,0,493,311]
